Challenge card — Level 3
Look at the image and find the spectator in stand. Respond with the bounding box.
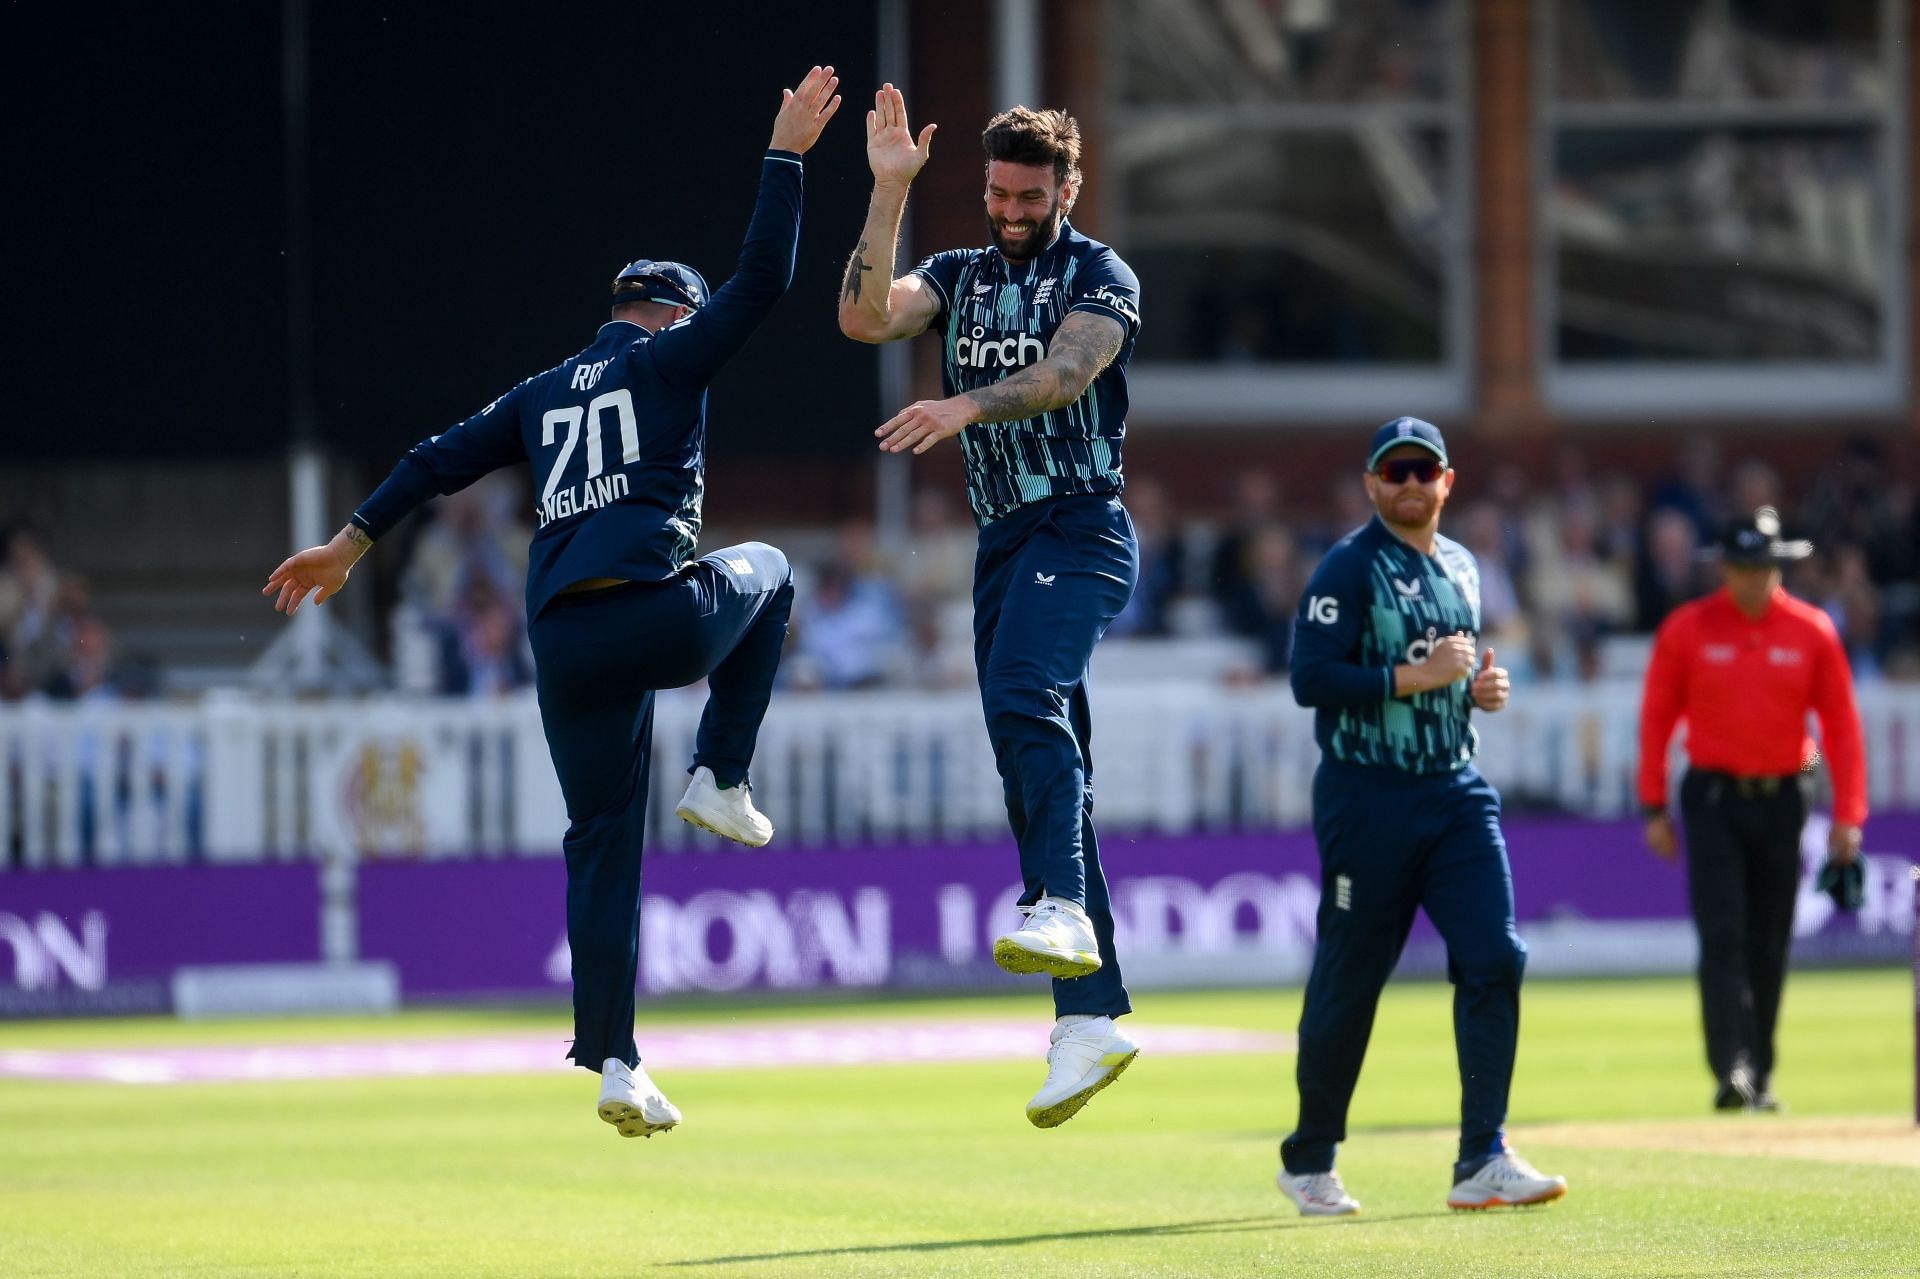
[1108,477,1185,638]
[1456,502,1530,676]
[1527,494,1632,680]
[1485,463,1535,583]
[1635,506,1711,631]
[1595,471,1644,571]
[438,572,532,697]
[894,489,977,689]
[1803,436,1906,589]
[894,487,975,610]
[43,577,114,699]
[1219,523,1303,674]
[1649,434,1724,543]
[787,522,908,690]
[0,527,64,698]
[395,474,531,694]
[1208,469,1282,617]
[1727,458,1782,521]
[1793,543,1883,680]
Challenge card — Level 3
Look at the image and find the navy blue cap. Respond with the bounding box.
[1366,416,1449,470]
[611,259,709,310]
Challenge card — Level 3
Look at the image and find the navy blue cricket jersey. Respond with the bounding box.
[1290,516,1485,774]
[911,221,1141,524]
[351,150,804,621]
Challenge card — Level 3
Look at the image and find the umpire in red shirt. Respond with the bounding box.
[1637,506,1865,1112]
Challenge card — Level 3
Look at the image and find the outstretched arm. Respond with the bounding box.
[263,523,373,615]
[838,84,941,343]
[650,67,841,387]
[874,311,1124,455]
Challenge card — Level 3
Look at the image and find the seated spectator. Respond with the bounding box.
[1634,506,1711,631]
[893,488,974,614]
[395,474,531,695]
[787,523,908,690]
[1218,524,1303,675]
[1207,470,1282,615]
[437,572,532,697]
[1528,495,1632,680]
[1455,502,1532,676]
[0,526,64,698]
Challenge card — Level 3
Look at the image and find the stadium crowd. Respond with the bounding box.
[2,436,1917,701]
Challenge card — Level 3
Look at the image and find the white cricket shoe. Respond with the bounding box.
[1025,1016,1138,1128]
[1276,1169,1362,1217]
[597,1057,682,1139]
[1446,1148,1567,1209]
[992,896,1101,978]
[675,766,773,847]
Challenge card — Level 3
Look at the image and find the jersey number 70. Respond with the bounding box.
[540,388,640,503]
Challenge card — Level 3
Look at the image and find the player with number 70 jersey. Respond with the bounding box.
[261,66,844,1144]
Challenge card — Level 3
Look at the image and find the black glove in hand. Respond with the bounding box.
[1815,858,1865,912]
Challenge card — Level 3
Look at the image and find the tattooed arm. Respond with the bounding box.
[838,85,941,343]
[262,522,375,616]
[874,312,1126,456]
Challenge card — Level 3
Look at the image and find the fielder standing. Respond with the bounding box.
[1277,418,1567,1215]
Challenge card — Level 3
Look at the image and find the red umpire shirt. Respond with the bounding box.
[1637,585,1867,827]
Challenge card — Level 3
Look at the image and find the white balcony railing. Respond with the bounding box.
[4,682,1920,869]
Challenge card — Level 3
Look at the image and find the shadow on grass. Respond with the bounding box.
[666,1211,1453,1266]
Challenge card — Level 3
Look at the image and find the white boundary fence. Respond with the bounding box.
[4,683,1920,868]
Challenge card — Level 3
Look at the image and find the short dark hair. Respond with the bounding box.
[981,106,1082,190]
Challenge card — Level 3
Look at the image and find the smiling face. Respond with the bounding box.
[984,159,1072,261]
[1364,443,1454,534]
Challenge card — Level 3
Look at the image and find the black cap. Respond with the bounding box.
[1366,417,1448,470]
[611,259,709,310]
[1707,506,1813,567]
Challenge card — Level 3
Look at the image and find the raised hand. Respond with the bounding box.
[769,66,842,155]
[866,83,936,187]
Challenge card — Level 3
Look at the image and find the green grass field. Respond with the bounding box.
[2,970,1915,1278]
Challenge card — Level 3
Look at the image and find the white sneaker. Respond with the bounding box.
[1025,1016,1138,1128]
[597,1057,682,1139]
[1446,1148,1567,1209]
[1276,1169,1361,1217]
[675,766,773,847]
[992,897,1101,979]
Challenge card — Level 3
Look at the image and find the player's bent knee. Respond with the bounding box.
[1449,936,1527,988]
[983,683,1071,734]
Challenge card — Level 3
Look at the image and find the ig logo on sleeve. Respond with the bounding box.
[1306,596,1339,625]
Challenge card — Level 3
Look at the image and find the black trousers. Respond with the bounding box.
[1677,768,1808,1087]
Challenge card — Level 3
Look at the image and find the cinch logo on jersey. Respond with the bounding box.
[956,326,1047,370]
[1405,625,1442,664]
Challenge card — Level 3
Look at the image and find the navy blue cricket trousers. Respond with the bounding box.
[1282,759,1528,1174]
[528,541,794,1070]
[973,494,1139,1019]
